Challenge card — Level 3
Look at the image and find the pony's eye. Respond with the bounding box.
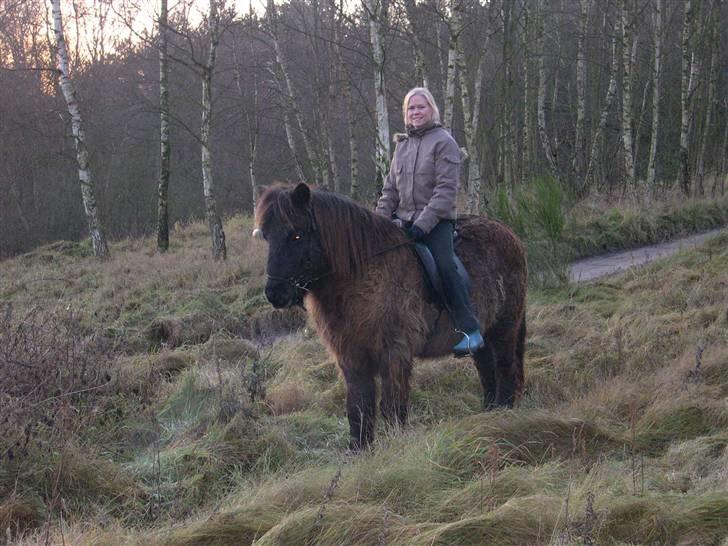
[293,233,303,241]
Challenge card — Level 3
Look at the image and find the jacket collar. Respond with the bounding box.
[406,121,440,138]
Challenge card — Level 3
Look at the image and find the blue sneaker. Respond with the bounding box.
[453,330,485,357]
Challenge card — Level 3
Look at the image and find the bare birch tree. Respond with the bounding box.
[536,0,557,176]
[646,0,662,189]
[714,97,728,197]
[51,0,109,259]
[695,0,719,196]
[402,0,428,87]
[457,5,489,212]
[265,0,320,185]
[442,0,462,130]
[679,0,694,196]
[583,22,618,194]
[572,0,589,180]
[620,0,636,190]
[232,8,259,209]
[201,0,226,260]
[331,0,359,198]
[500,0,517,186]
[156,0,171,252]
[363,0,391,197]
[522,2,533,185]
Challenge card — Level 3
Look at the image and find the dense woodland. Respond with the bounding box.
[0,0,727,258]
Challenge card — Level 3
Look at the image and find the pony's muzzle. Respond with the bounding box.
[265,279,303,309]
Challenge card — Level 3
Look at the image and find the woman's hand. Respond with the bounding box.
[406,225,426,241]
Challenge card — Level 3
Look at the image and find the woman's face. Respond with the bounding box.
[407,94,433,128]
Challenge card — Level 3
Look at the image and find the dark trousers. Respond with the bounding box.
[421,220,480,333]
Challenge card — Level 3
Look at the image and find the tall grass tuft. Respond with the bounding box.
[489,176,569,286]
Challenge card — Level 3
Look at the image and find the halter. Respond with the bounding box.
[263,208,414,295]
[264,207,327,294]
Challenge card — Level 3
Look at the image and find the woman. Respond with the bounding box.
[375,87,484,356]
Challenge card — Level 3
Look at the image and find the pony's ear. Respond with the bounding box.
[255,184,267,198]
[290,183,311,209]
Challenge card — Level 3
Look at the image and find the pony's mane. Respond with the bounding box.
[256,186,405,278]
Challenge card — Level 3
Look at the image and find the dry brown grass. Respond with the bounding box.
[3,216,728,545]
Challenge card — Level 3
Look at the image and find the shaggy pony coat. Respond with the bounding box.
[255,184,527,449]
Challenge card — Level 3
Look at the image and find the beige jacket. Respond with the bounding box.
[375,124,461,234]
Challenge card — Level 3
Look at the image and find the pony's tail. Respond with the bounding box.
[515,316,526,399]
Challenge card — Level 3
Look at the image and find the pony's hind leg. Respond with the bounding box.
[380,357,413,428]
[472,344,497,410]
[342,366,376,451]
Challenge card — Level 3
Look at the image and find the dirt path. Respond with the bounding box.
[569,227,726,282]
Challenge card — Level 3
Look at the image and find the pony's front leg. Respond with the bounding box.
[342,366,376,451]
[380,357,412,428]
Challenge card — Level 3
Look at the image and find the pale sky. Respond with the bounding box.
[52,0,270,57]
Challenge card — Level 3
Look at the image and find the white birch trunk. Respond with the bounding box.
[679,0,694,196]
[267,0,320,185]
[714,98,728,197]
[270,63,307,184]
[583,33,618,194]
[443,0,462,131]
[537,0,557,175]
[51,0,109,259]
[403,0,428,87]
[522,2,532,185]
[501,0,516,186]
[201,0,225,260]
[324,114,339,192]
[572,0,589,179]
[332,0,359,198]
[696,2,719,196]
[363,0,390,197]
[233,24,259,209]
[646,0,662,189]
[620,0,635,190]
[156,0,171,252]
[460,34,488,213]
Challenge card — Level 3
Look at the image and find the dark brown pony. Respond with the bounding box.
[255,183,527,450]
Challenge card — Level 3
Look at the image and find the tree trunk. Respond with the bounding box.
[633,78,650,185]
[156,0,171,252]
[679,0,694,196]
[306,0,333,190]
[443,0,462,130]
[583,32,618,194]
[572,0,589,181]
[266,0,320,185]
[403,0,428,87]
[51,0,109,259]
[201,0,225,260]
[522,2,532,185]
[695,1,719,197]
[268,62,307,184]
[331,0,359,199]
[363,0,391,199]
[536,0,557,176]
[713,98,728,197]
[501,0,516,186]
[460,27,488,213]
[620,0,636,190]
[646,0,662,189]
[232,22,259,209]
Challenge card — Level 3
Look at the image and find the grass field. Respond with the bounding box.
[1,195,728,545]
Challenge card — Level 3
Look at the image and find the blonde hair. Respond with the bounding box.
[402,87,441,127]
